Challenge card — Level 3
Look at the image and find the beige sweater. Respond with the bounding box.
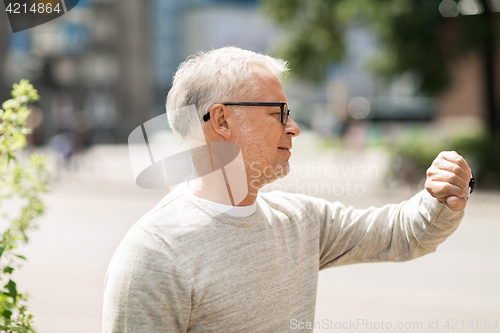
[103,182,464,332]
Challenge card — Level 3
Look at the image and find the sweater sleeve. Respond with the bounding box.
[317,190,465,270]
[103,226,191,333]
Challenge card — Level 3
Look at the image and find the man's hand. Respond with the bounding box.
[425,151,472,212]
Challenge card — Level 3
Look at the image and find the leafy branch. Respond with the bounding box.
[0,80,49,332]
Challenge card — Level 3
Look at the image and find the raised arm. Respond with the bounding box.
[318,151,471,269]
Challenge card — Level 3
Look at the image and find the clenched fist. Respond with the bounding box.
[425,151,472,212]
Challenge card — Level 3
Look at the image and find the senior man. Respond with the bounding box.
[103,47,472,332]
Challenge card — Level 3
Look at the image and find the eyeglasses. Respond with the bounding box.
[203,102,291,125]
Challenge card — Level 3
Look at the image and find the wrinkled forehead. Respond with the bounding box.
[237,65,286,102]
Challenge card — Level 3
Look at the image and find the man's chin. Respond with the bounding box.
[263,161,289,184]
[244,159,290,189]
[277,161,290,179]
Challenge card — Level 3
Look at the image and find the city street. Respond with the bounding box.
[2,0,500,331]
[9,140,500,333]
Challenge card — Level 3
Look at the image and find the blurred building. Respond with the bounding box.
[148,0,277,115]
[1,0,151,146]
[0,0,495,146]
[1,0,283,145]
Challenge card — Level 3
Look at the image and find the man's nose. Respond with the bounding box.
[285,116,301,137]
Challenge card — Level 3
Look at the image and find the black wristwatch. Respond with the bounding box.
[468,174,475,196]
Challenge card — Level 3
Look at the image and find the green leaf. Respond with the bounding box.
[15,255,27,260]
[3,266,14,274]
[0,247,4,258]
[1,309,12,320]
[4,280,17,304]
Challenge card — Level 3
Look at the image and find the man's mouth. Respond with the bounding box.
[278,147,290,151]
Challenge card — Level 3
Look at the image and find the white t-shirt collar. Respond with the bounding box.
[197,197,257,218]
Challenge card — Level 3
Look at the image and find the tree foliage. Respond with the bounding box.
[0,80,49,332]
[262,0,495,94]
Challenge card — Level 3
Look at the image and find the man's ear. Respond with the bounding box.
[209,104,231,139]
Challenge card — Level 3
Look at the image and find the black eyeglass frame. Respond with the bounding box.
[203,102,290,125]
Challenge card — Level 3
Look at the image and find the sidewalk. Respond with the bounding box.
[10,141,500,333]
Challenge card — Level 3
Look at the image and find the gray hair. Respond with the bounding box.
[166,46,288,139]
